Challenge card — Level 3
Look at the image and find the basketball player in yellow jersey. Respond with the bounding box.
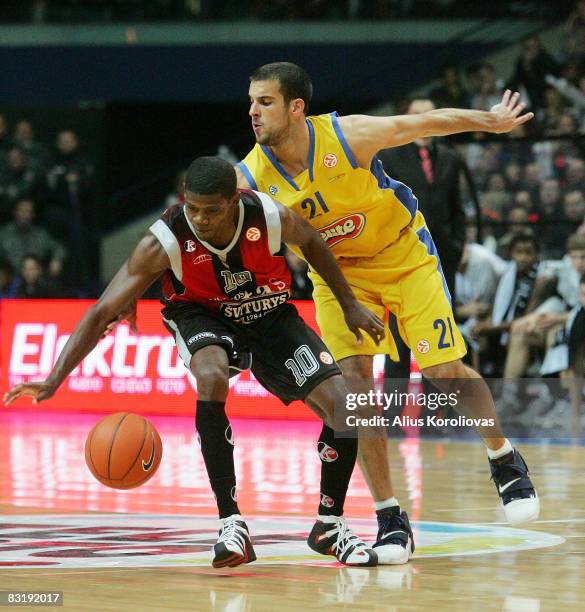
[237,62,540,564]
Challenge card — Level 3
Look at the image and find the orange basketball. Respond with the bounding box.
[85,412,162,489]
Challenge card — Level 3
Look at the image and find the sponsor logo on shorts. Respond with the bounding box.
[184,240,196,253]
[225,425,234,446]
[319,351,333,365]
[269,185,278,195]
[187,332,217,345]
[317,442,338,463]
[220,290,290,324]
[193,254,211,265]
[246,227,261,242]
[320,493,335,508]
[318,214,366,248]
[417,340,430,354]
[323,153,338,168]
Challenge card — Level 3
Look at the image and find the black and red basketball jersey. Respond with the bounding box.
[149,189,292,324]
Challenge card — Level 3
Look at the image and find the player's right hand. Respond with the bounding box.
[3,382,57,406]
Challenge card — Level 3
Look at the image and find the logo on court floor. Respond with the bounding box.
[0,515,564,568]
[416,340,430,354]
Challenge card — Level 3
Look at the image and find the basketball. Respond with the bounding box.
[85,412,162,489]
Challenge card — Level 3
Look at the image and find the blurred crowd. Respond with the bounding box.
[0,115,96,298]
[0,0,569,23]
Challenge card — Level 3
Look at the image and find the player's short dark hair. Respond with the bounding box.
[250,62,313,113]
[510,231,538,252]
[184,156,237,199]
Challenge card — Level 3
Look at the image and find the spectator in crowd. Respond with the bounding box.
[455,242,507,370]
[560,190,585,244]
[0,199,66,279]
[163,168,186,210]
[0,257,20,299]
[504,162,523,192]
[496,206,532,258]
[429,62,469,108]
[564,0,585,60]
[500,233,585,378]
[15,254,65,299]
[0,147,39,223]
[521,162,543,191]
[564,158,585,190]
[13,119,49,172]
[509,36,559,113]
[471,232,543,376]
[45,129,95,288]
[284,248,313,299]
[538,178,567,258]
[470,63,503,112]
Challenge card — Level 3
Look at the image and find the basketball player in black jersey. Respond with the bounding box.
[4,156,388,568]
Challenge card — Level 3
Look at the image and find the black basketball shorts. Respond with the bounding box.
[162,302,341,404]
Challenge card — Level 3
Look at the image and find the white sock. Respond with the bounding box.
[374,497,400,512]
[487,439,513,460]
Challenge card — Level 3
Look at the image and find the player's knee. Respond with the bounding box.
[192,361,229,399]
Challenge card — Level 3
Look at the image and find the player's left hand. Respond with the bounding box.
[489,90,534,133]
[343,300,385,345]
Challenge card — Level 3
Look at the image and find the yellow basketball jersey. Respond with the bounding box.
[238,112,419,258]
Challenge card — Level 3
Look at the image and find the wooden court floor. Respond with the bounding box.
[0,411,584,611]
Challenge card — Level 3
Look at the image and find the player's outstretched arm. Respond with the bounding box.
[277,202,385,345]
[3,235,169,406]
[341,90,534,166]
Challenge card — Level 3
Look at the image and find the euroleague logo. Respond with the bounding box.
[184,240,196,253]
[323,153,338,168]
[319,351,333,365]
[417,339,430,354]
[317,442,338,463]
[246,227,261,242]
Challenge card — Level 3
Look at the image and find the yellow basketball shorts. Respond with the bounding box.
[311,222,467,370]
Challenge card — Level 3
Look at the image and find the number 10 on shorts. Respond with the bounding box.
[285,345,320,386]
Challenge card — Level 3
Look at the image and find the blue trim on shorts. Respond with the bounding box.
[370,156,418,221]
[237,162,258,191]
[416,226,452,305]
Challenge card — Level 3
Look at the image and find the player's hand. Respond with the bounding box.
[489,90,534,133]
[3,381,57,406]
[102,298,139,338]
[343,299,385,345]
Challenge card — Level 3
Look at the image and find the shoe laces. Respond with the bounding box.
[326,517,368,558]
[490,454,527,484]
[218,516,246,546]
[378,511,408,536]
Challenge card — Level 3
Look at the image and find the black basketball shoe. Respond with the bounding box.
[373,506,415,564]
[212,514,257,568]
[308,516,378,566]
[489,449,540,525]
